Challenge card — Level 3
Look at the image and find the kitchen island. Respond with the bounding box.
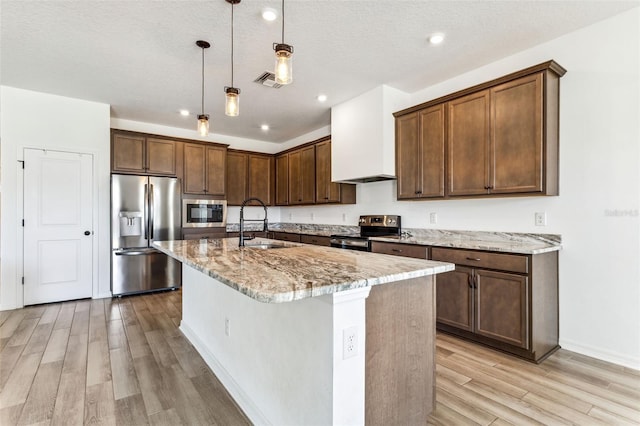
[153,238,454,425]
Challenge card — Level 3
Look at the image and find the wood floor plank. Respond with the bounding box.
[84,381,116,425]
[38,304,61,325]
[114,393,149,426]
[588,405,640,425]
[6,317,39,347]
[107,319,127,350]
[0,311,12,328]
[428,400,483,426]
[190,369,252,426]
[22,321,54,355]
[89,309,108,344]
[123,323,153,360]
[86,339,111,386]
[0,403,24,426]
[17,360,63,425]
[0,345,26,392]
[165,334,210,378]
[148,408,184,426]
[0,352,41,409]
[53,304,75,330]
[145,329,179,368]
[69,310,89,336]
[435,386,498,425]
[0,312,26,339]
[521,391,608,425]
[109,347,140,400]
[435,363,472,386]
[74,299,91,313]
[159,363,216,425]
[41,327,71,364]
[61,332,88,376]
[51,372,85,426]
[132,355,173,416]
[104,299,122,322]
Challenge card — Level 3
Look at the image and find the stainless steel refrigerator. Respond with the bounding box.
[111,174,182,296]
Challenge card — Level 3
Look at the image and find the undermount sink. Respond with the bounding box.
[243,243,288,250]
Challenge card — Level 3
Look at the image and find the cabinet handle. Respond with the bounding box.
[466,257,481,261]
[414,190,422,195]
[468,274,473,288]
[392,248,402,253]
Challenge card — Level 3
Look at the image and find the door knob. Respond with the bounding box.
[84,231,91,236]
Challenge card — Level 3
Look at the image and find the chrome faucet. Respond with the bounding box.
[239,197,268,247]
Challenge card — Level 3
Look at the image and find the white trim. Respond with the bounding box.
[179,322,271,426]
[93,292,113,300]
[559,338,640,371]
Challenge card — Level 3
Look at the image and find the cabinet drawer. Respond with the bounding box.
[300,235,331,247]
[371,241,428,259]
[431,247,528,274]
[271,232,302,243]
[182,229,227,241]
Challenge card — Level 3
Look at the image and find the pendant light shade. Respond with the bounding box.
[225,87,239,116]
[225,0,241,116]
[195,40,211,136]
[273,0,293,85]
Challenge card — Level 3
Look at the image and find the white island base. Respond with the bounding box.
[179,264,436,425]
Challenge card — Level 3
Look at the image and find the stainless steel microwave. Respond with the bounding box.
[182,199,227,228]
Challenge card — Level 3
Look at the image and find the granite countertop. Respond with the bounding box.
[153,238,454,303]
[228,223,562,255]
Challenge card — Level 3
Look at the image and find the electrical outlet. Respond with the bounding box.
[343,326,358,359]
[429,212,438,224]
[224,317,230,337]
[535,212,547,226]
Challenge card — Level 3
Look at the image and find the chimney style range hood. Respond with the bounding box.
[331,85,409,184]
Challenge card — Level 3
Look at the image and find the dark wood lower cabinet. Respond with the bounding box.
[432,247,558,363]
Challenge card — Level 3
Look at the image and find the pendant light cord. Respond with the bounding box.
[281,0,285,43]
[231,2,235,87]
[201,46,205,115]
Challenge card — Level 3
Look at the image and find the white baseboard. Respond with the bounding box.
[93,292,113,299]
[559,338,640,371]
[179,322,271,425]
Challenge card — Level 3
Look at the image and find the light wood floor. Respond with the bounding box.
[0,290,638,426]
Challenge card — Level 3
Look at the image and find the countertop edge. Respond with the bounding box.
[153,241,455,303]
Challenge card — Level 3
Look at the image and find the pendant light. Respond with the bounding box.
[225,0,240,116]
[273,0,293,85]
[196,40,211,136]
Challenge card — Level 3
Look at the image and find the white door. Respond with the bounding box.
[23,149,94,305]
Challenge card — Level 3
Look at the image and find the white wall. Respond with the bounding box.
[283,9,640,369]
[0,87,112,308]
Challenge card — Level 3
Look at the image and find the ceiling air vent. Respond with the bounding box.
[254,71,283,89]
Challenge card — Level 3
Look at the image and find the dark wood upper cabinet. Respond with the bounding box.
[288,145,316,205]
[226,151,274,205]
[447,90,491,196]
[314,139,355,204]
[275,154,289,206]
[112,132,177,176]
[490,73,544,194]
[248,154,274,204]
[226,151,248,205]
[396,104,445,199]
[184,143,226,196]
[394,60,565,200]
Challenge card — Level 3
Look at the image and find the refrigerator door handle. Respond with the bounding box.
[149,183,155,240]
[143,183,149,239]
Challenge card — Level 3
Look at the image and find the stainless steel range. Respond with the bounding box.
[330,215,401,251]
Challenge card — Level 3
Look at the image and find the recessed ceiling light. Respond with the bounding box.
[262,8,277,21]
[428,33,445,45]
[261,124,270,131]
[179,109,190,116]
[317,94,327,102]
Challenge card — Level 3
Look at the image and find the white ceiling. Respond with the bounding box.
[1,0,637,144]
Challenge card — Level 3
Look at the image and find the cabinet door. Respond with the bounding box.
[146,138,177,176]
[447,91,490,196]
[419,104,445,197]
[205,146,226,197]
[396,112,421,199]
[112,134,146,173]
[248,154,274,205]
[436,266,474,332]
[183,144,206,194]
[275,154,289,205]
[288,150,302,204]
[300,146,316,204]
[226,151,248,205]
[475,269,529,349]
[490,73,543,194]
[315,140,341,203]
